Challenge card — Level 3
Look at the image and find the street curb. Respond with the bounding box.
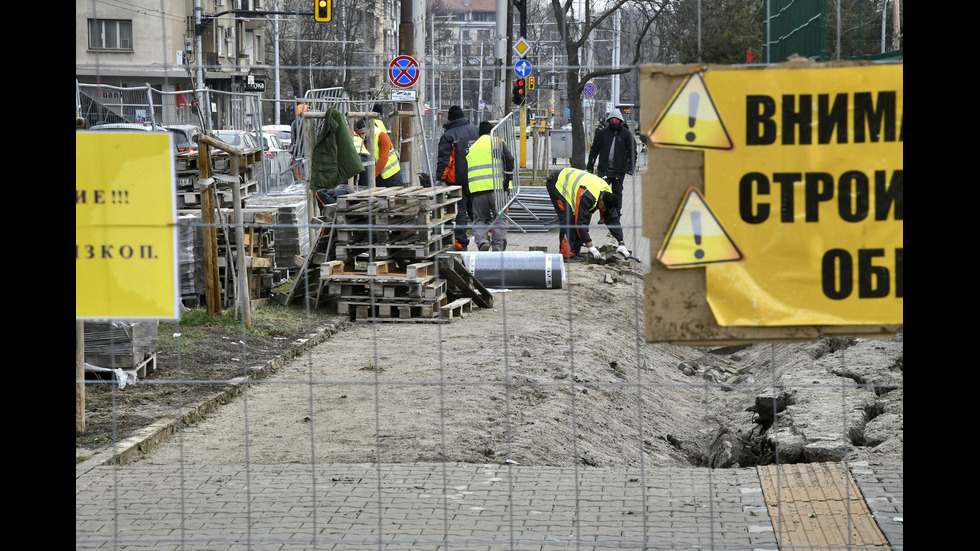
[76,317,353,479]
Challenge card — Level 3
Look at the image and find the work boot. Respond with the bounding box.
[478,241,490,251]
[563,254,585,263]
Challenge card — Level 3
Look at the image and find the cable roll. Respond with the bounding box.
[454,251,565,289]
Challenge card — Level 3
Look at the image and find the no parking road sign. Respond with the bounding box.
[389,55,419,88]
[583,82,597,97]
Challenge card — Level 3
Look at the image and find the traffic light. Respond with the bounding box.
[528,76,535,90]
[314,0,331,22]
[513,78,526,106]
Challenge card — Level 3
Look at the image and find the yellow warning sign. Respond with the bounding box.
[76,131,181,320]
[647,71,733,151]
[702,64,903,326]
[657,187,742,268]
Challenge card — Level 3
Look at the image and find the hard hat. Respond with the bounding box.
[296,104,309,116]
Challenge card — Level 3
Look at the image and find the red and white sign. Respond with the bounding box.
[388,56,420,89]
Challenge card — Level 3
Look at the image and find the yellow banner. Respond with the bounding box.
[76,132,180,319]
[703,65,903,326]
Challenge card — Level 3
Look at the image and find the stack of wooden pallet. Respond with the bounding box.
[281,185,493,322]
[332,185,459,262]
[177,207,279,307]
[173,148,262,209]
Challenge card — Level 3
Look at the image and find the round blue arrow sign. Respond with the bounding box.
[515,60,532,78]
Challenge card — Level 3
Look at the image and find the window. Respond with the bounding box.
[88,19,133,51]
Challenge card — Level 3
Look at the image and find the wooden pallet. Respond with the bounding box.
[177,180,259,208]
[335,230,454,261]
[348,297,473,324]
[339,293,448,320]
[437,255,494,308]
[333,221,453,247]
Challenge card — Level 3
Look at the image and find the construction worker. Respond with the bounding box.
[436,105,479,250]
[466,120,515,252]
[371,103,401,187]
[289,103,309,159]
[351,119,370,189]
[586,107,636,209]
[545,167,631,262]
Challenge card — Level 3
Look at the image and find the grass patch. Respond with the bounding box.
[157,303,328,354]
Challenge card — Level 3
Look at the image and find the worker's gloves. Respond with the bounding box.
[616,245,631,259]
[587,246,602,260]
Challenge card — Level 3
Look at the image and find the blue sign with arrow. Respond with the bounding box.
[515,60,532,78]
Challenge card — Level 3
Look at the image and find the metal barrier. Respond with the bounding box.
[76,81,296,195]
[490,113,556,233]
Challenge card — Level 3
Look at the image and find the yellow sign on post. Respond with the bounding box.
[702,65,903,326]
[76,132,180,320]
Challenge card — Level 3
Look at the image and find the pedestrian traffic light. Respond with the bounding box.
[513,78,526,106]
[528,76,535,90]
[314,0,331,22]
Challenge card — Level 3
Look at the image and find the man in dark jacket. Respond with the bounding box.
[586,107,636,207]
[436,105,480,250]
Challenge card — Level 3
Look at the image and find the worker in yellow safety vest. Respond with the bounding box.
[545,167,631,262]
[370,103,401,187]
[466,120,514,251]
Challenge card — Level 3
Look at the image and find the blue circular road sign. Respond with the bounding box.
[515,60,532,78]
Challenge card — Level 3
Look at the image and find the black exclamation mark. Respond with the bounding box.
[686,92,700,142]
[691,210,704,259]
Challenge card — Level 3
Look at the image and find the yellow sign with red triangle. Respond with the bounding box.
[657,187,742,268]
[647,71,733,151]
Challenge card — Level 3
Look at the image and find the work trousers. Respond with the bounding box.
[471,191,507,251]
[454,194,473,247]
[547,184,583,257]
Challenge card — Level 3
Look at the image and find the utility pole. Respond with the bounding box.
[493,0,508,119]
[399,0,416,182]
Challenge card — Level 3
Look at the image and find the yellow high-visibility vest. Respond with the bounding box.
[465,135,494,193]
[556,167,611,214]
[374,120,400,179]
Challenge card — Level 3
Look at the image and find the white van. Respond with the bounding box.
[261,124,292,149]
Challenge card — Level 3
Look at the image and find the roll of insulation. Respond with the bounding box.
[456,251,565,289]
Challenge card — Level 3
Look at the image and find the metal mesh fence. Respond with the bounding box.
[77,12,902,550]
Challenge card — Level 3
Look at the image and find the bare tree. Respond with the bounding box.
[550,0,668,168]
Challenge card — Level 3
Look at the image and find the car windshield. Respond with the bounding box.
[215,132,242,146]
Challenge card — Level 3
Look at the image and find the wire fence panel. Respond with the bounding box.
[77,12,903,547]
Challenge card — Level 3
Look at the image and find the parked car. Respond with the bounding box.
[85,123,177,153]
[261,124,292,149]
[262,132,287,154]
[89,122,164,132]
[214,129,260,151]
[164,124,204,153]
